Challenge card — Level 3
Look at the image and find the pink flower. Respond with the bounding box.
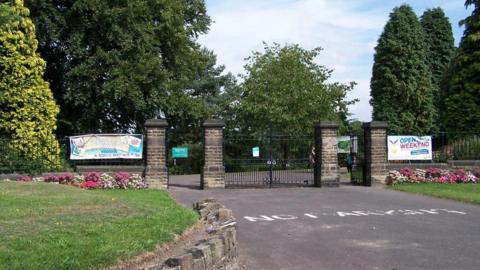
[17,175,32,182]
[399,167,414,177]
[84,172,101,182]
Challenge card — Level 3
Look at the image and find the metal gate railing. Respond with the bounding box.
[224,132,314,188]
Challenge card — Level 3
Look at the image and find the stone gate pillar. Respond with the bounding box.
[144,119,168,189]
[201,119,225,189]
[314,121,340,187]
[363,121,388,186]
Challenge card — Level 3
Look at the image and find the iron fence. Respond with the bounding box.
[0,137,70,174]
[387,132,480,164]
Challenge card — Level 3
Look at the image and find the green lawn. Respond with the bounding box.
[0,182,198,270]
[389,183,480,205]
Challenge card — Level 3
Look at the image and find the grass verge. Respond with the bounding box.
[0,182,198,270]
[388,183,480,205]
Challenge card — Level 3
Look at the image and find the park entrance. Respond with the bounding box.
[340,130,367,186]
[224,131,314,188]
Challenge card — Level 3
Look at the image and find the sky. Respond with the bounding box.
[198,0,473,121]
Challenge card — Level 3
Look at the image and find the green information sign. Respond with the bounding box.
[172,147,189,158]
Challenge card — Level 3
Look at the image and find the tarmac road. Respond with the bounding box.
[168,175,480,270]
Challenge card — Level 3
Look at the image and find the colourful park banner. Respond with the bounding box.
[387,135,432,161]
[69,134,143,160]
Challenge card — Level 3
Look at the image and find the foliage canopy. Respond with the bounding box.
[0,0,60,170]
[26,0,228,135]
[370,5,435,134]
[420,7,455,129]
[440,0,480,132]
[236,43,357,135]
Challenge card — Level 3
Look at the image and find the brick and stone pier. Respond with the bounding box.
[201,119,225,189]
[363,121,388,186]
[144,119,168,189]
[314,121,340,187]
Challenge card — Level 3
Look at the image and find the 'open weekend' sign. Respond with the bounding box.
[387,136,432,161]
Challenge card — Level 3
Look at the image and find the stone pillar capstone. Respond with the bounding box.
[201,119,225,189]
[144,119,168,189]
[363,121,388,186]
[314,121,340,187]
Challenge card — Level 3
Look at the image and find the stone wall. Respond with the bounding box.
[75,165,145,174]
[145,198,238,270]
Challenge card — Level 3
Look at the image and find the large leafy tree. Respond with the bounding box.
[237,43,357,135]
[370,5,435,134]
[441,0,480,132]
[0,0,60,169]
[421,7,455,129]
[26,0,226,135]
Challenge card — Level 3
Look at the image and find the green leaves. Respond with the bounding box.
[420,8,455,131]
[371,5,435,134]
[237,43,356,136]
[441,1,480,132]
[0,0,60,170]
[26,0,223,134]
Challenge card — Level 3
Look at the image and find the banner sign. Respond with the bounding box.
[388,136,432,161]
[172,147,189,158]
[69,134,143,160]
[337,136,357,154]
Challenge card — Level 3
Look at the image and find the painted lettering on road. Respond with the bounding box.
[244,209,467,222]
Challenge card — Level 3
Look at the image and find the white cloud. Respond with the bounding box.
[200,0,470,121]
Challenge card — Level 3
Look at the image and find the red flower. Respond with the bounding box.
[80,180,99,189]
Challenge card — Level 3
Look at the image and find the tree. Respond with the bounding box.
[26,0,226,134]
[441,0,480,132]
[0,2,16,25]
[370,5,435,134]
[0,0,60,170]
[421,7,455,129]
[237,43,357,135]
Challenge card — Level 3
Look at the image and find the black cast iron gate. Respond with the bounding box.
[224,132,314,188]
[346,130,366,186]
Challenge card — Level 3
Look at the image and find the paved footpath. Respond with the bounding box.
[168,175,480,270]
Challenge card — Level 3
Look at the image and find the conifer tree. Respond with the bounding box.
[421,7,455,129]
[0,0,60,170]
[370,5,435,134]
[441,0,480,132]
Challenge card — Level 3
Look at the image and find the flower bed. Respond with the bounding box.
[386,167,479,185]
[8,172,148,189]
